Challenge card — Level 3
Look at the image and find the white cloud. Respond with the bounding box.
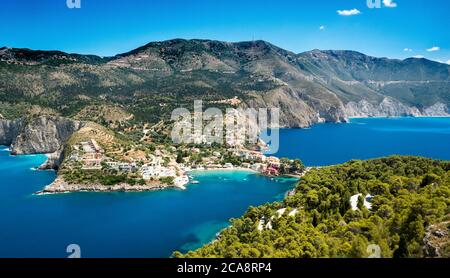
[383,0,398,8]
[426,46,440,52]
[319,25,325,30]
[447,60,450,65]
[404,48,413,52]
[337,9,361,16]
[412,55,425,59]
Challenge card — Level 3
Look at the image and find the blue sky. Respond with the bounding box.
[0,0,449,63]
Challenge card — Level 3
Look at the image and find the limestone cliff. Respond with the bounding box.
[0,119,22,146]
[0,116,83,169]
[10,116,83,155]
[344,98,449,119]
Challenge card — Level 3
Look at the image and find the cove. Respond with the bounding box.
[0,149,294,258]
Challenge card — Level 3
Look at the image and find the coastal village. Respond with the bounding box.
[62,136,303,191]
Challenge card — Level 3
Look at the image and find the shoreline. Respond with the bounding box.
[37,167,300,195]
[35,177,185,195]
[190,166,310,180]
[348,115,450,120]
[272,116,450,130]
[9,115,446,195]
[189,167,259,174]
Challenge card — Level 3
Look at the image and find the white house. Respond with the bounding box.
[141,165,177,180]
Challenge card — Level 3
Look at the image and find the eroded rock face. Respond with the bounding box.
[38,148,66,170]
[0,119,22,146]
[344,98,449,119]
[244,87,320,128]
[423,221,450,258]
[0,116,83,169]
[10,116,83,155]
[422,103,450,116]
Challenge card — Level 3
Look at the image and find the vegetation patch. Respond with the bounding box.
[175,156,450,258]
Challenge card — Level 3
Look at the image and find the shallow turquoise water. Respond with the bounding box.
[0,151,294,258]
[267,117,450,166]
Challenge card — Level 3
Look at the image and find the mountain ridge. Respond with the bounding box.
[1,39,449,128]
[2,39,448,66]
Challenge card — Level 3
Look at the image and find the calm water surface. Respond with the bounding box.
[268,117,450,166]
[2,117,449,257]
[0,151,294,258]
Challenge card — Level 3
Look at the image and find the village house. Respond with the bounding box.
[80,139,104,169]
[266,156,281,169]
[105,161,120,171]
[263,167,279,176]
[241,150,266,162]
[119,162,137,173]
[251,163,265,172]
[224,163,234,169]
[141,164,177,180]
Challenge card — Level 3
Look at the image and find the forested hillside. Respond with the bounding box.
[176,156,450,258]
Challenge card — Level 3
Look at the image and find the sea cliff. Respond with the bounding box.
[0,116,83,169]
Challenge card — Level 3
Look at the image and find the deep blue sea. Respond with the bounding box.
[1,117,449,258]
[268,117,450,166]
[0,151,294,258]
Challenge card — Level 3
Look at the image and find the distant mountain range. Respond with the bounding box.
[1,39,449,127]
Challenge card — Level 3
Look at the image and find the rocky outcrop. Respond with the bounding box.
[343,98,449,118]
[38,147,65,170]
[0,116,83,169]
[422,102,450,116]
[244,87,320,128]
[0,119,22,146]
[423,221,450,258]
[345,98,421,118]
[10,116,83,155]
[38,177,181,195]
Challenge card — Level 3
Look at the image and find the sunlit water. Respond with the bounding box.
[1,117,449,257]
[267,117,450,166]
[0,152,294,258]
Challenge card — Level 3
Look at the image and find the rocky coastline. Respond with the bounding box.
[36,177,184,195]
[2,113,449,195]
[0,116,83,169]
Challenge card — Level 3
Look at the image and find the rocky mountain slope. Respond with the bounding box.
[1,39,449,129]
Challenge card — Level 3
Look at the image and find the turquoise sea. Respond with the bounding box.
[0,152,294,258]
[1,117,449,257]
